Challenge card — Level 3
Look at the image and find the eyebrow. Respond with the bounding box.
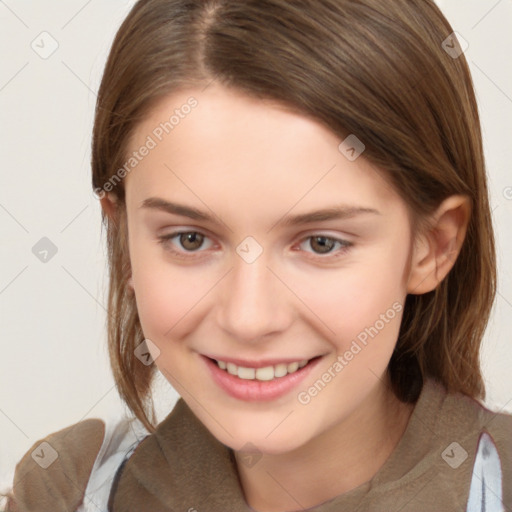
[139,197,380,227]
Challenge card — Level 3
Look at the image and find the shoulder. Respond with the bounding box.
[8,416,148,512]
[469,396,512,489]
[8,418,105,511]
[433,381,512,466]
[438,384,512,507]
[440,385,512,443]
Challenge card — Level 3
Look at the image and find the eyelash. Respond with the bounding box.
[156,230,353,261]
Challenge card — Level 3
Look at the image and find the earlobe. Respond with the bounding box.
[407,195,470,295]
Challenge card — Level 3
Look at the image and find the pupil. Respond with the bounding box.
[182,232,202,250]
[313,236,334,254]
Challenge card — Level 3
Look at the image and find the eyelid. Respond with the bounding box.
[157,228,353,259]
[157,229,215,256]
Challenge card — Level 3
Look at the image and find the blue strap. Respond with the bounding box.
[466,432,504,512]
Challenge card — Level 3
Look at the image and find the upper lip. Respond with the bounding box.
[202,354,321,368]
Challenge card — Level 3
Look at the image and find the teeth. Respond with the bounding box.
[238,366,255,380]
[255,366,274,381]
[274,363,288,378]
[216,358,309,381]
[287,362,299,373]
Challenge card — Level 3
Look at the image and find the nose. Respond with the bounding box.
[216,251,293,344]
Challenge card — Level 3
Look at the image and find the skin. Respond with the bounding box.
[101,84,470,512]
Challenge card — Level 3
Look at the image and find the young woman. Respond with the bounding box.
[6,0,511,511]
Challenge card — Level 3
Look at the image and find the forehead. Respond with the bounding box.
[124,85,404,222]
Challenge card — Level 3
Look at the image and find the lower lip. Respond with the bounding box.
[201,355,323,402]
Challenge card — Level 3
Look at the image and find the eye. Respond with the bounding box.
[297,234,352,258]
[157,230,213,257]
[157,231,353,260]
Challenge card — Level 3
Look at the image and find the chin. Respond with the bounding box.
[205,414,313,456]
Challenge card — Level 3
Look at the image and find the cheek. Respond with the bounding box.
[130,263,208,383]
[293,245,408,350]
[128,233,196,340]
[130,219,410,351]
[133,264,201,339]
[130,241,224,352]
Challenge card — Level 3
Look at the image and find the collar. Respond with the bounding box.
[112,378,446,511]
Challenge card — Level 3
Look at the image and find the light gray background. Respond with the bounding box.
[1,0,511,496]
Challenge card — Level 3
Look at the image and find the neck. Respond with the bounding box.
[234,376,415,512]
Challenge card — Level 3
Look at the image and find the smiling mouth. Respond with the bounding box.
[207,356,322,381]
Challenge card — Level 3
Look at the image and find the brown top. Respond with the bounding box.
[8,377,512,511]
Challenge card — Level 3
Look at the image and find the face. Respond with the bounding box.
[122,84,416,454]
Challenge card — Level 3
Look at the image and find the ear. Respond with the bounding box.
[99,192,119,221]
[99,193,135,291]
[407,195,470,295]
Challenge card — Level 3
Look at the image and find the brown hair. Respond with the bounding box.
[91,0,496,433]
